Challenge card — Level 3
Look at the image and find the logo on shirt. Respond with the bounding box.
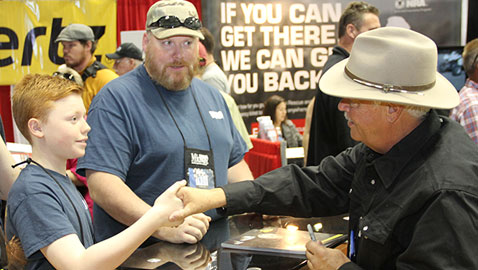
[209,110,224,120]
[191,153,209,166]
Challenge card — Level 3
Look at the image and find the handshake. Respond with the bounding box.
[150,180,227,243]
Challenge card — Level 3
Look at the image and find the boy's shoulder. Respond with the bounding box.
[8,165,54,205]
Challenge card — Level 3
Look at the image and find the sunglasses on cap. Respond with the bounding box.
[148,16,202,30]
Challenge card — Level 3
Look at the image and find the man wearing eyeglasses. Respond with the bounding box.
[78,0,253,245]
[172,27,478,269]
[450,39,478,144]
[106,42,143,76]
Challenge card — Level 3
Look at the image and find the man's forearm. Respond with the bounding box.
[227,159,253,183]
[87,170,151,226]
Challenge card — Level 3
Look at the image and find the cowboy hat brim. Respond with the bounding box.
[319,58,460,109]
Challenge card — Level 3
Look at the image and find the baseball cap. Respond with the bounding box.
[106,43,143,61]
[55,24,95,43]
[145,0,204,40]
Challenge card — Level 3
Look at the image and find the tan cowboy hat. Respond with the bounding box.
[319,27,459,109]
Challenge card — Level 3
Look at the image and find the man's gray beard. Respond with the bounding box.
[144,55,197,91]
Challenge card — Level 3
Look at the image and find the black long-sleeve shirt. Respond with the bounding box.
[221,111,478,269]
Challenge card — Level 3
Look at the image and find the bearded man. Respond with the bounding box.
[55,23,118,110]
[77,0,253,245]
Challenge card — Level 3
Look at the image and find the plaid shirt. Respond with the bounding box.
[450,79,478,144]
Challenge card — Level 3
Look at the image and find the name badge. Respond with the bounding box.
[184,147,216,189]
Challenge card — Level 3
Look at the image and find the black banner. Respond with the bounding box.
[202,0,465,132]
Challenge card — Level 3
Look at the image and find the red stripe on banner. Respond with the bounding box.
[116,0,202,45]
[0,85,14,142]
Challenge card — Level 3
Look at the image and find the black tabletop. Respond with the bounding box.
[120,214,349,270]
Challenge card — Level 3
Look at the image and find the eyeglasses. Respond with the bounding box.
[114,58,125,65]
[148,16,202,30]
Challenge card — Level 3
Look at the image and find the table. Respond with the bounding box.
[120,214,349,270]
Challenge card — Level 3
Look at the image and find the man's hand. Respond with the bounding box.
[170,187,226,222]
[306,240,350,270]
[154,214,211,244]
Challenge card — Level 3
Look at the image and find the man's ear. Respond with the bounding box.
[28,118,44,139]
[386,104,404,123]
[142,32,150,52]
[346,23,358,40]
[85,40,93,52]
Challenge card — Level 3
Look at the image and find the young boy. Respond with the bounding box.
[6,74,187,269]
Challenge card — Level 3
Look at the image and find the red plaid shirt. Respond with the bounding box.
[450,79,478,144]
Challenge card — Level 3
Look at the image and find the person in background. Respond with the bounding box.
[0,117,19,201]
[171,27,478,270]
[7,74,186,269]
[78,0,253,246]
[450,38,478,144]
[106,42,143,76]
[263,95,302,148]
[199,27,230,94]
[55,23,118,111]
[198,30,253,149]
[306,1,380,166]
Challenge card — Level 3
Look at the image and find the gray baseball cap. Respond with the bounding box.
[55,24,95,43]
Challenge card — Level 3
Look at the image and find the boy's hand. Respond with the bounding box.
[153,180,187,227]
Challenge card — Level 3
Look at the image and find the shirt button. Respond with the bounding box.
[349,188,353,194]
[363,225,368,231]
[370,179,376,185]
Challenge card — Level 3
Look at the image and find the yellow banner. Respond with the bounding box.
[0,0,117,85]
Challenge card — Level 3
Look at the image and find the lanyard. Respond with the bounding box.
[155,84,213,151]
[12,158,90,243]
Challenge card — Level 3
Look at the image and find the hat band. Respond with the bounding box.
[344,67,434,96]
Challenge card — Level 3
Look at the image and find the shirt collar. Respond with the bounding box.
[371,110,442,189]
[465,78,478,89]
[334,46,350,58]
[80,57,96,74]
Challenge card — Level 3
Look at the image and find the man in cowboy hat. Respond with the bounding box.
[78,0,252,245]
[171,27,478,269]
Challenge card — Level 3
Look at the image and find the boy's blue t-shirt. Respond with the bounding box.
[6,164,94,269]
[77,65,247,241]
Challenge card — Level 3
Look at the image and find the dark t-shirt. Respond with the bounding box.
[6,164,94,269]
[78,65,247,242]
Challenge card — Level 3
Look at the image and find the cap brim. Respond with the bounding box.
[55,37,78,43]
[319,58,460,109]
[106,53,122,59]
[150,27,204,40]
